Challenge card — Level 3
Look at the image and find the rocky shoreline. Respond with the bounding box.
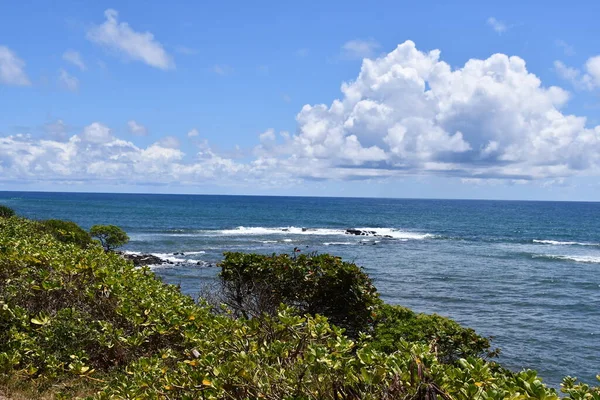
[117,228,394,267]
[344,229,393,238]
[117,251,213,267]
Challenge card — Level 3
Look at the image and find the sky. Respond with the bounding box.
[1,0,600,200]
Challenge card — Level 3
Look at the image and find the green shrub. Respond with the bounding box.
[89,224,129,251]
[369,304,498,364]
[218,251,381,336]
[0,205,15,218]
[38,219,93,248]
[0,217,598,399]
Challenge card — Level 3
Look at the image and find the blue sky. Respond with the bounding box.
[1,0,600,200]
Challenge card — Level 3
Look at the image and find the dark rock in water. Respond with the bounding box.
[345,229,377,236]
[345,229,392,239]
[117,252,165,267]
[173,252,184,255]
[302,227,308,232]
[345,229,363,236]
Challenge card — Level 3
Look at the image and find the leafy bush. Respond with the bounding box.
[369,304,499,364]
[89,224,129,251]
[0,205,15,218]
[37,219,93,248]
[218,252,381,336]
[0,217,598,399]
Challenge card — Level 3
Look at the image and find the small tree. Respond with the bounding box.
[90,224,129,252]
[0,205,15,218]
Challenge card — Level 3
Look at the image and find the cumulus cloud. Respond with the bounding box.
[87,9,175,70]
[59,69,79,92]
[0,45,30,86]
[487,17,507,34]
[187,128,199,138]
[3,41,600,188]
[127,120,147,136]
[555,56,600,90]
[267,40,600,181]
[0,123,249,186]
[341,39,381,59]
[63,50,86,70]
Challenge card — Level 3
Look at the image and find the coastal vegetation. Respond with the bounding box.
[89,225,129,252]
[0,210,599,399]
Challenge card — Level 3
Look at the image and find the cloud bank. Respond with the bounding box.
[2,41,600,188]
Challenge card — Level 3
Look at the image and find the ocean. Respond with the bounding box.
[1,191,599,387]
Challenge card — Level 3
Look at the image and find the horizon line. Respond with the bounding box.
[0,189,598,204]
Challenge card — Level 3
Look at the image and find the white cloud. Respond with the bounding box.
[259,129,276,143]
[128,120,147,136]
[157,136,180,149]
[555,56,600,90]
[0,45,30,86]
[187,128,199,138]
[341,39,381,59]
[3,41,600,188]
[267,40,599,181]
[59,69,79,92]
[80,122,112,143]
[585,56,600,86]
[0,123,249,186]
[487,17,507,34]
[63,50,86,70]
[87,9,175,70]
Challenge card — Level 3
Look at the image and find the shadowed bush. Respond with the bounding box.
[0,205,15,218]
[218,251,380,337]
[37,219,93,248]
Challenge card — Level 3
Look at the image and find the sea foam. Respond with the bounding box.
[533,239,599,247]
[533,254,600,264]
[217,226,433,240]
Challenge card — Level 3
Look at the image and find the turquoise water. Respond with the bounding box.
[2,191,599,386]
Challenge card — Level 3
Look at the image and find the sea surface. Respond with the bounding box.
[1,191,599,387]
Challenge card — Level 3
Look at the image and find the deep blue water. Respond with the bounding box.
[2,191,599,387]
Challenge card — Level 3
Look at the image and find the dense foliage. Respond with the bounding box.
[219,252,380,336]
[369,304,499,364]
[0,216,598,399]
[38,219,93,249]
[0,205,15,218]
[89,224,129,252]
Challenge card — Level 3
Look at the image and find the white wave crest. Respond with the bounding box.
[150,253,202,264]
[324,242,354,246]
[354,227,434,240]
[533,239,599,246]
[217,226,433,240]
[534,254,600,264]
[219,226,341,235]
